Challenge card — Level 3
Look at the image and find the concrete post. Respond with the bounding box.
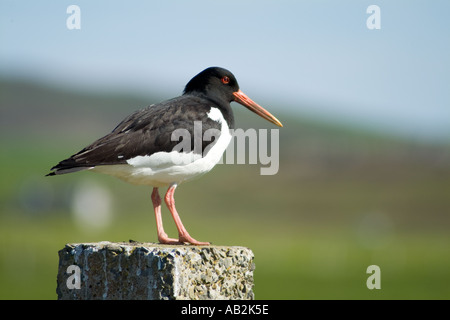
[56,241,255,300]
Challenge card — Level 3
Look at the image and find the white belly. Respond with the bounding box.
[92,108,232,187]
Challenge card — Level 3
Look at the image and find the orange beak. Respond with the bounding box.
[233,90,283,127]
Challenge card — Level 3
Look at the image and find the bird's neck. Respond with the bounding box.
[184,92,235,129]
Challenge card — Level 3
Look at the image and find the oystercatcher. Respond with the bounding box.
[47,67,283,245]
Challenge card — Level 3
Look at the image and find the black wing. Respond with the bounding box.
[47,95,223,176]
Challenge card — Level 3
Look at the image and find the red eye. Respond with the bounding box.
[221,76,230,84]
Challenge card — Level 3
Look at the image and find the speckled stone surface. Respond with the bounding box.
[56,241,255,300]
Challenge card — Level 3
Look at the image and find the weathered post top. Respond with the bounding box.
[56,241,255,300]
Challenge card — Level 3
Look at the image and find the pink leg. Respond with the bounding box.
[164,184,210,246]
[151,187,180,244]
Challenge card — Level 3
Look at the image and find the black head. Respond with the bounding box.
[183,67,283,127]
[183,67,239,105]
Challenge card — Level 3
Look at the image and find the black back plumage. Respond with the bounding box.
[47,67,238,176]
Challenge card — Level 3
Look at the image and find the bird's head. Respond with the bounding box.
[184,67,283,127]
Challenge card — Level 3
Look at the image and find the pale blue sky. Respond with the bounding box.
[1,1,449,141]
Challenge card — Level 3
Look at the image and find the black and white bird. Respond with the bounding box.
[47,67,283,245]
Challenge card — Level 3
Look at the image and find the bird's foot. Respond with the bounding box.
[178,233,210,246]
[158,233,182,245]
[157,233,209,246]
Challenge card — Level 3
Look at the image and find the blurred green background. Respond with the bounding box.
[1,79,449,299]
[1,1,449,299]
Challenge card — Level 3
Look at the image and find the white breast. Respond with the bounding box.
[92,107,232,187]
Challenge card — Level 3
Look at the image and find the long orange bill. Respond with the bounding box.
[233,90,283,127]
